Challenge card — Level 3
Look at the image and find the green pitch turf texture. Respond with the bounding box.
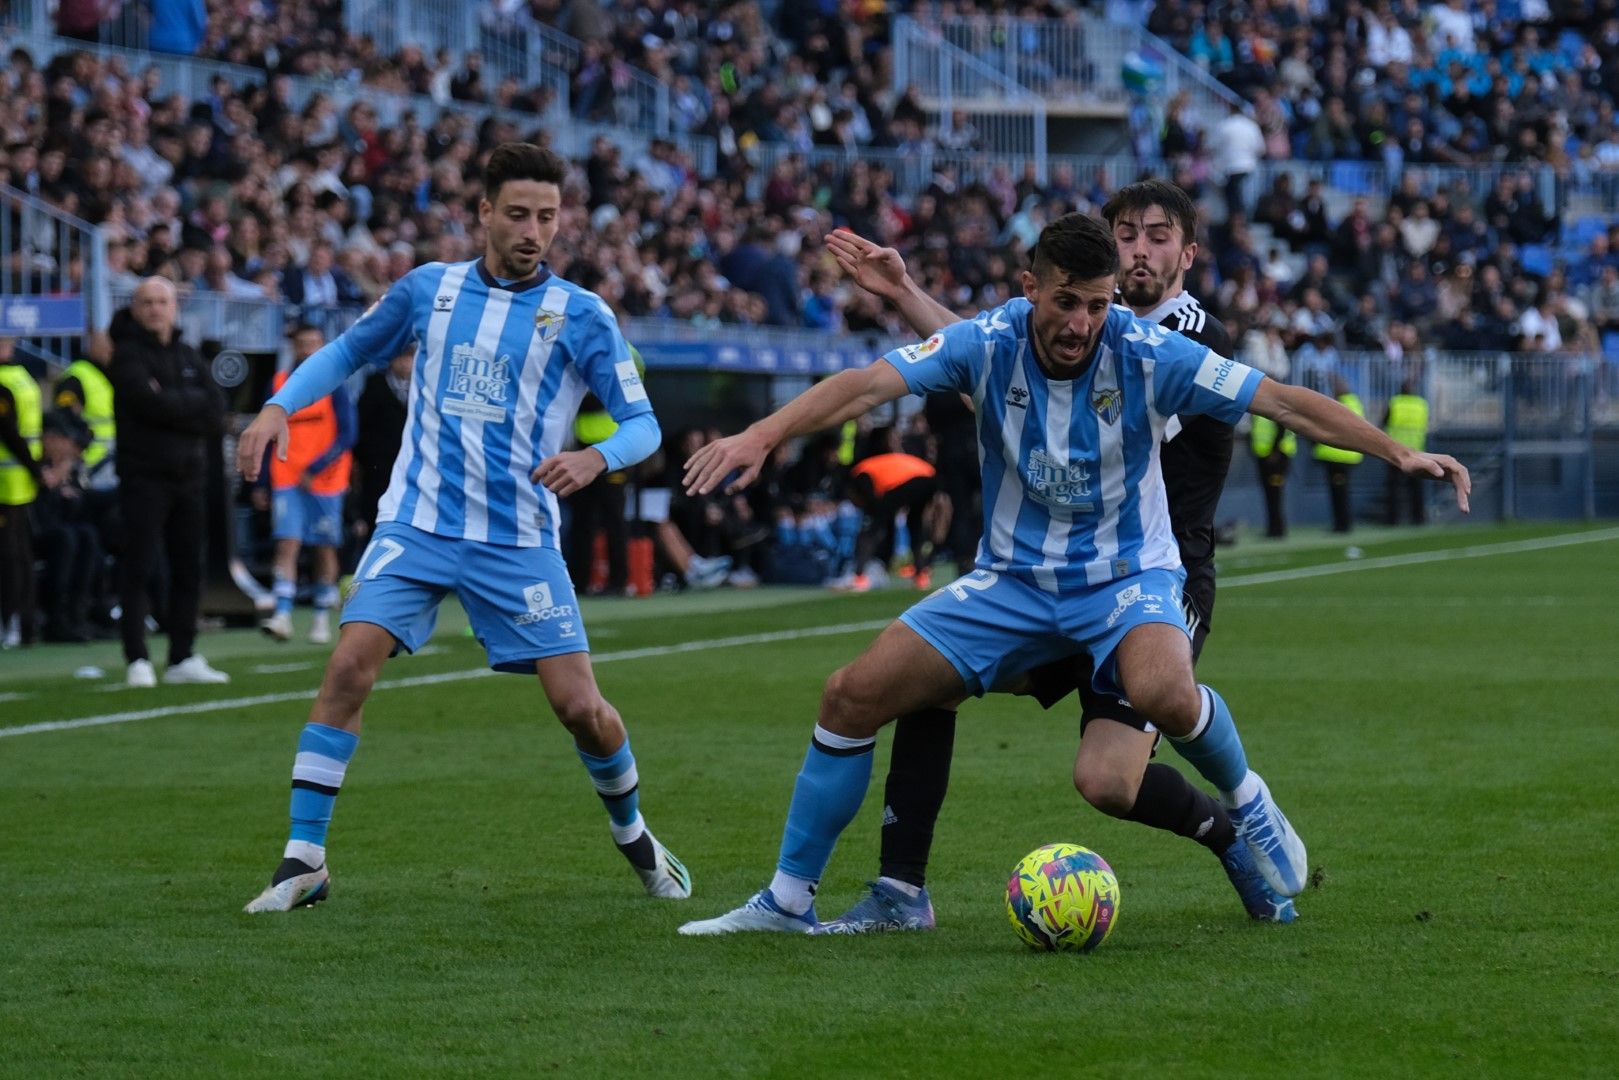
[3,522,1616,1077]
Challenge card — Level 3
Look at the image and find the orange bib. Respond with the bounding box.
[269,370,352,494]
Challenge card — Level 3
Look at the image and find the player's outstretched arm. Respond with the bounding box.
[827,229,960,338]
[684,360,911,495]
[1249,379,1471,512]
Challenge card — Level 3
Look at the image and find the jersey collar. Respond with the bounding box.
[1132,288,1195,325]
[476,258,552,293]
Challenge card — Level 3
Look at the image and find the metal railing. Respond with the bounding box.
[345,0,669,134]
[1,185,106,369]
[892,16,1048,162]
[1255,347,1610,435]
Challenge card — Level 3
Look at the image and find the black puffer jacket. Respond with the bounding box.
[108,307,225,479]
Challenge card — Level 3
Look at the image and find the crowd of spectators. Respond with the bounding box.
[1142,0,1619,184]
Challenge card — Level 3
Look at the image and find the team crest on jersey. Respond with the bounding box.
[1092,385,1123,425]
[535,310,567,344]
[442,343,511,422]
[1025,447,1093,509]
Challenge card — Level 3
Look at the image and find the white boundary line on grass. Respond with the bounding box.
[5,526,1616,741]
[0,620,893,739]
[1217,526,1619,589]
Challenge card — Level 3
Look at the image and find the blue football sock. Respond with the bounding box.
[1166,685,1249,796]
[313,583,340,612]
[777,725,876,886]
[577,739,645,844]
[287,722,359,855]
[273,574,295,616]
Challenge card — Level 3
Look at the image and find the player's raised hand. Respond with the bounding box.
[532,448,607,498]
[1402,450,1472,513]
[236,405,288,482]
[827,228,907,302]
[683,429,770,496]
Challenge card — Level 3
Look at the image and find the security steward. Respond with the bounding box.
[0,336,48,647]
[1383,379,1430,525]
[1250,413,1296,538]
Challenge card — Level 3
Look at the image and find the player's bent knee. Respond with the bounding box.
[819,667,882,738]
[1073,766,1138,818]
[550,691,613,736]
[323,647,381,702]
[1128,684,1200,737]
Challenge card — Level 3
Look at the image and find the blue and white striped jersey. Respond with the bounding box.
[885,298,1263,590]
[289,260,652,548]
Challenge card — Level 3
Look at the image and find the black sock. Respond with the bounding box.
[616,831,657,871]
[1124,763,1237,855]
[877,708,957,888]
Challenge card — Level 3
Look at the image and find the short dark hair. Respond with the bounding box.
[289,323,322,339]
[1030,212,1118,283]
[484,142,567,202]
[1100,179,1199,247]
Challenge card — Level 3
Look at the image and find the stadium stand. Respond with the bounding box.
[0,0,1613,643]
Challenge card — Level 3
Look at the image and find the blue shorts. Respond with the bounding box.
[341,521,588,673]
[272,487,344,547]
[899,567,1189,699]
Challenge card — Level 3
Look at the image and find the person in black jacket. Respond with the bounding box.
[108,277,230,687]
[350,347,412,540]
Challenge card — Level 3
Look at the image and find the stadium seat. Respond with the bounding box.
[1329,161,1376,195]
[1603,331,1619,363]
[1519,244,1554,278]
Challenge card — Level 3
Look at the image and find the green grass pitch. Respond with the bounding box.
[3,522,1616,1077]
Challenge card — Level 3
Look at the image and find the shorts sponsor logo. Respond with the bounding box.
[514,582,577,627]
[1106,582,1170,629]
[1194,353,1252,401]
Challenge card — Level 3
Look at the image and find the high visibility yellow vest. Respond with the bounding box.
[0,363,42,505]
[1385,393,1429,452]
[1250,415,1296,458]
[1313,393,1365,465]
[63,359,115,468]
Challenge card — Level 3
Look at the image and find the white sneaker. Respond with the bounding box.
[260,611,293,641]
[163,655,231,684]
[126,658,157,688]
[309,611,332,645]
[678,888,816,936]
[635,832,693,899]
[686,554,732,590]
[244,860,331,913]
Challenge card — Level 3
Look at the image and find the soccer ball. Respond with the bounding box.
[1005,843,1120,953]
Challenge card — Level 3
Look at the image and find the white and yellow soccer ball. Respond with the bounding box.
[1005,843,1120,953]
